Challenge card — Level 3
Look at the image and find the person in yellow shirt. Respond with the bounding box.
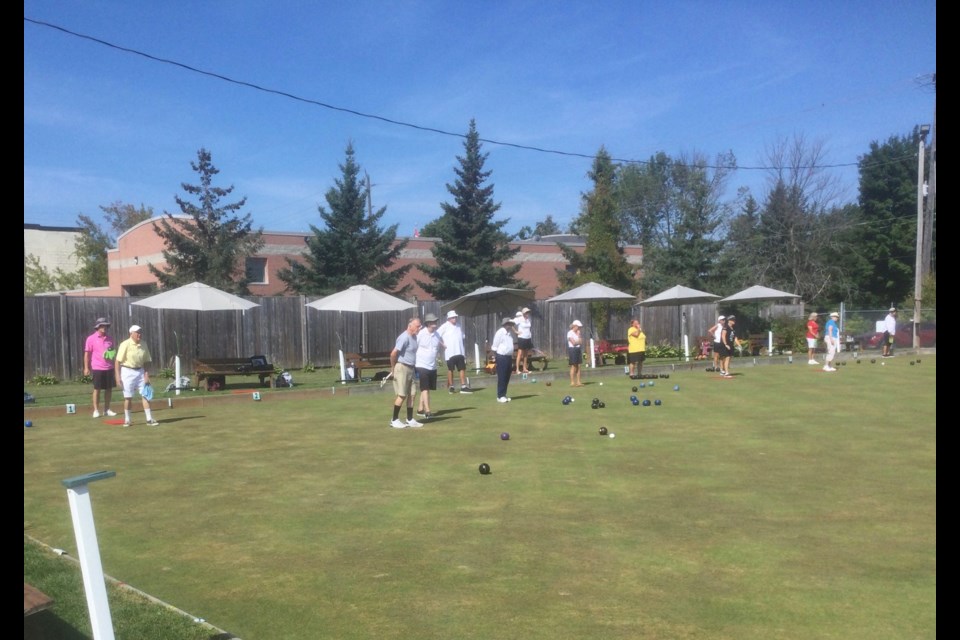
[114,325,159,427]
[627,319,646,379]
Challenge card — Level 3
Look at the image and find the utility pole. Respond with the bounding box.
[922,103,936,274]
[913,124,930,349]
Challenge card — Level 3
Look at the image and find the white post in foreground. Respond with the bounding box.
[589,338,596,368]
[63,471,117,640]
[174,355,181,395]
[683,334,690,361]
[338,350,347,384]
[474,343,482,373]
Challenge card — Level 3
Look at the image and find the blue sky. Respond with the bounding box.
[24,1,936,237]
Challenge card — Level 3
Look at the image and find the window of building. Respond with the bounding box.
[245,257,268,284]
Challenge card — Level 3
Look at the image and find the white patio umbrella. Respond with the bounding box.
[306,284,415,356]
[638,284,721,358]
[132,282,260,391]
[546,281,637,346]
[440,286,535,318]
[719,285,800,304]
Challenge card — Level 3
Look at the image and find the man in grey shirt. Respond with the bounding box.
[389,317,422,429]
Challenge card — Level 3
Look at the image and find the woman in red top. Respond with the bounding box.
[806,312,820,365]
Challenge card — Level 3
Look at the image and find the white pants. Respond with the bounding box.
[825,338,838,363]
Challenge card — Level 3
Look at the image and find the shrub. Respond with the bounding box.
[157,367,176,379]
[76,374,93,384]
[30,373,59,386]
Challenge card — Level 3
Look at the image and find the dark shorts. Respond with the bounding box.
[92,369,115,390]
[568,346,583,365]
[628,351,645,364]
[717,344,731,357]
[446,354,466,371]
[416,367,438,391]
[883,331,894,346]
[517,338,534,351]
[713,341,722,353]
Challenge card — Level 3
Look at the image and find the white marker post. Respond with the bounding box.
[474,343,482,373]
[767,331,773,356]
[174,355,181,395]
[683,334,690,361]
[62,470,117,640]
[338,350,347,384]
[589,338,596,368]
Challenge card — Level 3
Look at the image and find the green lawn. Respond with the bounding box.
[24,355,937,640]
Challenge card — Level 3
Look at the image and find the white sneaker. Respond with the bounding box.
[497,397,509,403]
[406,419,423,428]
[808,359,819,365]
[823,366,836,372]
[122,421,131,428]
[92,410,101,418]
[105,409,117,417]
[390,419,407,429]
[146,419,160,426]
[459,387,473,394]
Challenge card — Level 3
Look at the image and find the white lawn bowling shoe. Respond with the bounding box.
[406,418,423,428]
[122,421,131,428]
[146,419,160,426]
[92,410,101,418]
[390,419,407,429]
[106,409,117,416]
[808,359,818,365]
[497,397,509,403]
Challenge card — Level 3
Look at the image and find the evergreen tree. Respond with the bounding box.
[846,131,925,308]
[150,148,264,294]
[277,143,410,295]
[558,147,636,294]
[418,120,524,299]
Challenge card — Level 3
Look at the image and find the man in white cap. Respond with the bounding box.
[114,325,159,427]
[436,310,472,394]
[492,317,516,402]
[823,312,841,372]
[84,317,118,418]
[415,313,442,419]
[882,307,897,358]
[514,307,534,374]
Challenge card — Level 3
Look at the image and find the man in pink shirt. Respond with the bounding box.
[83,317,117,418]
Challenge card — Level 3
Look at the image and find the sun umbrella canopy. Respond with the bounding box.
[132,282,259,311]
[306,284,414,313]
[638,284,720,306]
[440,286,535,317]
[719,285,801,303]
[546,282,636,303]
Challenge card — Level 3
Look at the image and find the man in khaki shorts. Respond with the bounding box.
[389,317,422,429]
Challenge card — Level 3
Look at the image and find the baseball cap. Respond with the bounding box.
[521,307,531,314]
[129,325,142,333]
[94,317,111,328]
[726,315,736,321]
[888,307,897,313]
[717,315,725,322]
[446,310,458,319]
[502,317,515,325]
[572,320,583,327]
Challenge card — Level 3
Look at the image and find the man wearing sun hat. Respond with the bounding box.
[491,317,516,403]
[823,312,841,372]
[415,313,442,419]
[114,324,159,427]
[437,309,472,394]
[83,317,117,418]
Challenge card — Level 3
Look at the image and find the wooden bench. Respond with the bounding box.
[746,334,790,356]
[344,352,393,381]
[194,355,275,390]
[594,339,629,365]
[483,349,549,374]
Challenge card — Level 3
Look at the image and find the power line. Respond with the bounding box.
[25,17,912,174]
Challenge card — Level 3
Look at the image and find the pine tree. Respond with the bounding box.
[557,147,636,294]
[418,120,525,299]
[277,143,410,295]
[150,148,263,294]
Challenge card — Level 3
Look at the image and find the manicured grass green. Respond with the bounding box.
[25,356,937,640]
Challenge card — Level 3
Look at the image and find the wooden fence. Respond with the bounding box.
[24,295,804,381]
